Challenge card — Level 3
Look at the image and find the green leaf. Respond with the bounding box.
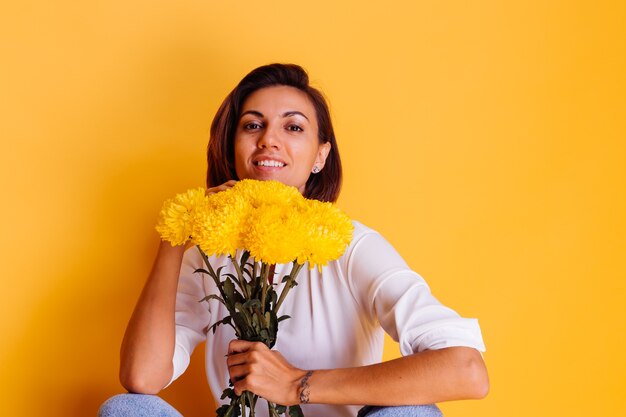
[275,404,287,414]
[235,306,253,330]
[216,404,230,417]
[194,268,211,275]
[268,313,276,335]
[233,311,253,338]
[223,279,235,300]
[208,316,231,334]
[260,328,269,340]
[198,294,224,304]
[281,275,290,283]
[224,402,240,417]
[277,315,291,322]
[251,312,260,330]
[220,388,235,400]
[244,282,253,298]
[242,267,253,279]
[233,311,246,327]
[243,299,261,309]
[216,265,226,277]
[288,405,304,417]
[240,251,250,268]
[269,311,278,335]
[208,322,219,334]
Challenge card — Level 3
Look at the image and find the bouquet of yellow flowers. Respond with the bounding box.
[156,179,354,417]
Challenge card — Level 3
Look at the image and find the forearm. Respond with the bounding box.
[306,346,489,406]
[119,241,186,394]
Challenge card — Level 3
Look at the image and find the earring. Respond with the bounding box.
[312,166,321,174]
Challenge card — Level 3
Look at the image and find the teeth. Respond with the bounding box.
[256,160,285,167]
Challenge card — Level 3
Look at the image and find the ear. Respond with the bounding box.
[314,142,332,170]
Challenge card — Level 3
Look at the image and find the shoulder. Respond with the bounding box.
[347,219,399,251]
[340,219,396,265]
[339,219,410,272]
[349,219,381,244]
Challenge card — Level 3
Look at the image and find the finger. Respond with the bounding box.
[211,184,229,192]
[206,180,238,196]
[228,363,251,382]
[226,351,249,367]
[215,183,234,191]
[228,340,268,355]
[205,186,225,196]
[233,378,248,396]
[228,339,257,355]
[233,374,260,397]
[228,348,267,370]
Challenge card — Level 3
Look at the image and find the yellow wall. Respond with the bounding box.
[1,1,624,416]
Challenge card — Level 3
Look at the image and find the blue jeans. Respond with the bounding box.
[98,393,443,417]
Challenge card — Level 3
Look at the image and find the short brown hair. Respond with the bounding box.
[206,63,342,202]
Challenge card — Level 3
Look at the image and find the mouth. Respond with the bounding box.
[254,160,286,168]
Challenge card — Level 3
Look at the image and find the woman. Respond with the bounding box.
[99,63,489,417]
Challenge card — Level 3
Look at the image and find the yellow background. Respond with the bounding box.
[1,1,624,416]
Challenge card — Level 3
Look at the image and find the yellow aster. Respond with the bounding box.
[155,180,353,267]
[193,189,250,257]
[300,200,354,270]
[155,187,208,246]
[234,179,303,208]
[243,204,308,265]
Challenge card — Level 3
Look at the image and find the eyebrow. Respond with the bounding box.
[240,110,310,121]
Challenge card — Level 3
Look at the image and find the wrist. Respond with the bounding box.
[295,370,314,405]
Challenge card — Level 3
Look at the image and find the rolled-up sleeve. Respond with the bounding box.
[346,228,486,356]
[164,246,211,387]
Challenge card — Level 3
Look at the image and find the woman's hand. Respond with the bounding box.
[226,340,308,406]
[206,180,237,196]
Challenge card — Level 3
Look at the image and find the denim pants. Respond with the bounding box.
[98,393,443,417]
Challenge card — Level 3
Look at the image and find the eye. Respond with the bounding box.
[244,122,263,130]
[287,124,303,132]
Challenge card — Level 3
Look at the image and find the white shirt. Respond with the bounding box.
[168,220,486,417]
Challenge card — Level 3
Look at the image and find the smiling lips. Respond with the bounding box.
[255,160,285,167]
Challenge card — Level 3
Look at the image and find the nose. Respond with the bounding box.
[257,124,281,150]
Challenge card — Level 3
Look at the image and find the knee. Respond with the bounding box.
[98,394,141,417]
[360,404,444,417]
[97,393,170,417]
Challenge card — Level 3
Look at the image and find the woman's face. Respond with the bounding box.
[234,85,331,193]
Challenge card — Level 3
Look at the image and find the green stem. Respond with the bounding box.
[230,254,249,299]
[275,262,304,312]
[268,402,279,417]
[198,246,242,337]
[252,260,258,291]
[197,246,229,303]
[196,246,217,278]
[260,263,270,314]
[245,392,256,417]
[250,393,257,417]
[240,395,246,417]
